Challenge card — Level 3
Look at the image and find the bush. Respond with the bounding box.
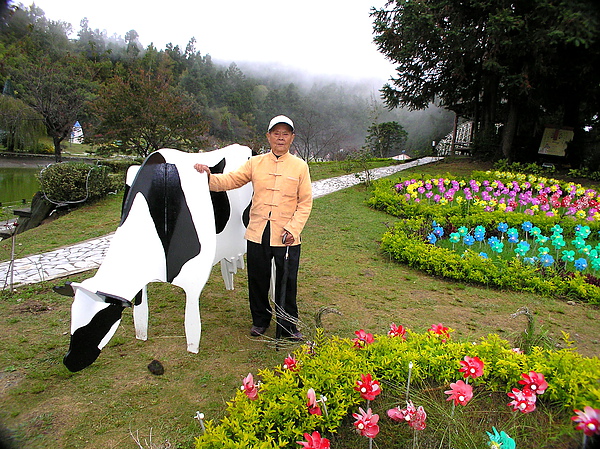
[194,329,600,448]
[37,161,114,204]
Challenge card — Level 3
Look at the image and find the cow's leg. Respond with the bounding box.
[184,291,202,353]
[133,287,149,341]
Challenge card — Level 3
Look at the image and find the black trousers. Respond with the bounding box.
[246,223,300,335]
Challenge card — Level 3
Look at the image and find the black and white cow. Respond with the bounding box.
[56,145,252,372]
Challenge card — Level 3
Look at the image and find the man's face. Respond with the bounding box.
[266,123,295,155]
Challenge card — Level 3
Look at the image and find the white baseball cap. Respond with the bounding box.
[268,115,294,133]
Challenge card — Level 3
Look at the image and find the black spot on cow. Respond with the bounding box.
[63,303,124,372]
[120,153,201,282]
[208,158,231,234]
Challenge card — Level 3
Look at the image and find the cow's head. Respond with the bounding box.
[56,282,129,372]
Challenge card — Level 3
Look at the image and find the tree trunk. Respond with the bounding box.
[501,99,518,162]
[53,135,62,163]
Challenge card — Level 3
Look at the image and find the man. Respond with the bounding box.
[194,115,313,339]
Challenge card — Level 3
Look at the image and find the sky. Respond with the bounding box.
[25,0,396,84]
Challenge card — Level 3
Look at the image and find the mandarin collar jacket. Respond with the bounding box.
[208,151,313,246]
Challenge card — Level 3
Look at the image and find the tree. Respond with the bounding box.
[365,121,407,158]
[8,54,97,162]
[89,67,209,157]
[371,0,600,162]
[0,94,46,151]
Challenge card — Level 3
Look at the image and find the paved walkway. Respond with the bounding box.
[0,157,441,288]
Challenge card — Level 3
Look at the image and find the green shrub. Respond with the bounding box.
[378,220,600,304]
[37,161,114,204]
[194,330,600,448]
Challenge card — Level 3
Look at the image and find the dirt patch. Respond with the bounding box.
[15,300,52,314]
[0,371,24,397]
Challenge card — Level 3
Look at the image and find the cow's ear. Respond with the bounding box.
[53,282,75,297]
[209,158,226,174]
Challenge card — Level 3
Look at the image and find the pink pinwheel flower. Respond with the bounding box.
[388,322,407,339]
[444,380,473,406]
[428,323,451,342]
[458,356,484,379]
[571,406,600,437]
[283,354,299,372]
[410,405,427,431]
[387,400,426,430]
[297,431,331,449]
[307,388,322,415]
[518,371,548,394]
[352,329,374,349]
[387,401,415,422]
[353,407,379,438]
[241,373,258,400]
[355,373,382,401]
[507,387,537,413]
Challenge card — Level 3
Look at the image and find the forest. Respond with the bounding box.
[0,2,455,163]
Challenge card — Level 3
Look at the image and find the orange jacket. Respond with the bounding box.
[208,151,312,246]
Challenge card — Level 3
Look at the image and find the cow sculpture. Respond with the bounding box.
[55,145,253,372]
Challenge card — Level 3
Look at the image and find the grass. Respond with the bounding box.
[0,158,599,448]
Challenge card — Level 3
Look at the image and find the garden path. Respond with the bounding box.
[0,157,441,288]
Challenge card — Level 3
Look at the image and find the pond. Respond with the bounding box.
[0,165,44,207]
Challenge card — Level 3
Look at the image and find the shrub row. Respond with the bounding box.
[194,329,600,448]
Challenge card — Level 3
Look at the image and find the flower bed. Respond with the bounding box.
[367,171,600,304]
[194,327,600,448]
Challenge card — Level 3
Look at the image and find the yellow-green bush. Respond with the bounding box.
[194,329,600,448]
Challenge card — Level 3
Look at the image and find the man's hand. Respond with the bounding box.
[194,163,211,175]
[282,231,294,246]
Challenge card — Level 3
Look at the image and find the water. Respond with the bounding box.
[0,167,42,206]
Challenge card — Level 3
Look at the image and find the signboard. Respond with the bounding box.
[538,127,574,157]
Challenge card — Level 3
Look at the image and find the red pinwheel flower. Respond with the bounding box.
[307,388,322,415]
[353,407,379,438]
[571,406,600,437]
[444,380,473,406]
[387,400,427,430]
[388,323,407,339]
[355,373,381,401]
[283,354,299,372]
[428,323,451,342]
[297,431,331,449]
[241,373,258,400]
[518,371,548,394]
[458,356,484,379]
[507,387,537,413]
[352,329,374,349]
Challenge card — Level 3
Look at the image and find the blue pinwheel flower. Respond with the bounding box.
[497,222,508,233]
[479,252,488,259]
[426,233,437,244]
[433,226,444,237]
[574,258,588,271]
[474,230,486,242]
[506,228,519,243]
[522,221,533,232]
[540,254,554,267]
[463,235,475,246]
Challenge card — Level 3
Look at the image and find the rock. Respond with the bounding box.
[147,359,164,375]
[15,191,54,234]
